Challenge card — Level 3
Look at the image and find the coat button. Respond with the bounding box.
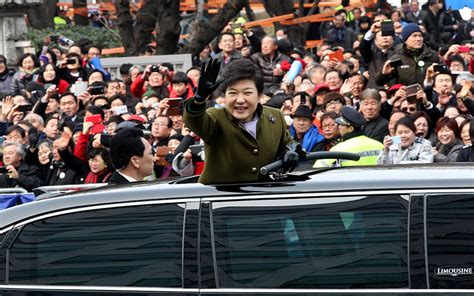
[253,149,258,154]
[251,167,257,173]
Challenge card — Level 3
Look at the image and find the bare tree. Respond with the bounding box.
[178,0,247,56]
[26,0,57,29]
[263,0,319,47]
[114,0,181,56]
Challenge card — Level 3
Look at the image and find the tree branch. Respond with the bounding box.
[114,0,135,55]
[178,0,248,56]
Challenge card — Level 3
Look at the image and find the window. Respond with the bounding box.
[426,194,474,288]
[8,203,184,287]
[212,195,408,288]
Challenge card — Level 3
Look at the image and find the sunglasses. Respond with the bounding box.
[401,107,417,112]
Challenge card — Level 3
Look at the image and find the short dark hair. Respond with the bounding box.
[394,117,416,134]
[220,59,263,94]
[6,125,26,138]
[110,128,145,169]
[108,93,127,105]
[87,147,113,169]
[154,115,173,128]
[219,32,235,43]
[86,105,105,120]
[59,92,78,104]
[320,111,339,123]
[172,71,190,84]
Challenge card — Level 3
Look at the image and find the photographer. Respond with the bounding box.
[377,24,439,87]
[130,64,170,99]
[184,58,301,184]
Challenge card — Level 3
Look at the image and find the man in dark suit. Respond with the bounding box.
[109,128,154,184]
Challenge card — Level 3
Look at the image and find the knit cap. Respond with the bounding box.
[401,23,422,43]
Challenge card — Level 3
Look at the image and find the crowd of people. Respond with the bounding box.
[0,0,473,190]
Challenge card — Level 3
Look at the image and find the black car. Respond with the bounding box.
[1,163,474,295]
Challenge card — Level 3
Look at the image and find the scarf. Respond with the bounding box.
[85,170,112,184]
[290,124,325,152]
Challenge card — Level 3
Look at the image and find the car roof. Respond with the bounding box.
[1,163,473,229]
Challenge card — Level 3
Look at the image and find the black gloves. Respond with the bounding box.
[194,59,223,103]
[281,142,305,173]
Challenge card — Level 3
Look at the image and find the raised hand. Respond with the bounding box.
[194,59,222,103]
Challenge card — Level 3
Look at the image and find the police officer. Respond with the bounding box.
[314,106,384,167]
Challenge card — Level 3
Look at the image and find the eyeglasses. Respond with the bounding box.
[326,100,343,107]
[401,107,417,112]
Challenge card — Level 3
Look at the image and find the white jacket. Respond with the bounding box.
[377,137,434,165]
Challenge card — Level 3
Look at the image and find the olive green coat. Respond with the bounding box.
[184,103,293,184]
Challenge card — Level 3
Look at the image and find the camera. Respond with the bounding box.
[49,35,59,42]
[380,20,395,37]
[150,65,161,72]
[390,59,403,68]
[433,64,450,74]
[89,85,105,95]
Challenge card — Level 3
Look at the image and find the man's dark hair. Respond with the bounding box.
[6,125,26,138]
[87,44,102,53]
[218,32,235,43]
[186,66,200,74]
[110,128,145,169]
[154,115,173,128]
[172,71,190,84]
[88,69,106,81]
[59,92,78,104]
[220,59,263,94]
[324,69,342,81]
[109,93,127,105]
[86,105,105,120]
[320,111,339,123]
[120,63,133,75]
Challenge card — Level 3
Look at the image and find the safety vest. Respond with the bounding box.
[314,135,384,167]
[54,16,68,29]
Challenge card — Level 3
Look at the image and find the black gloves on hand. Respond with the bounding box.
[194,59,223,103]
[281,142,305,173]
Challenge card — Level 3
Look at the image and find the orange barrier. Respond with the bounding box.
[244,13,294,28]
[305,40,325,49]
[102,47,126,55]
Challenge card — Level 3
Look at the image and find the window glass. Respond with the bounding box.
[212,195,408,288]
[427,194,474,288]
[9,203,184,287]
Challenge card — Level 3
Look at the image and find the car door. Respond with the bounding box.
[425,192,474,289]
[199,192,410,295]
[0,199,199,296]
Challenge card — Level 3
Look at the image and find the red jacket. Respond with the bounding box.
[168,84,194,100]
[74,132,89,163]
[130,74,147,98]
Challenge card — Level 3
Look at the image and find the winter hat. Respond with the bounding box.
[401,23,422,43]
